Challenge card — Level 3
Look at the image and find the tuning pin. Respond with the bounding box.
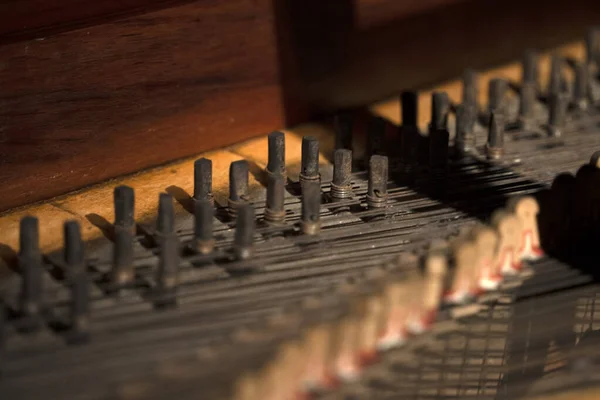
[18,216,43,331]
[330,149,353,200]
[399,91,420,177]
[473,226,501,291]
[193,158,213,204]
[406,250,447,334]
[301,179,321,235]
[334,112,353,151]
[522,50,539,87]
[507,196,544,262]
[299,136,320,186]
[547,92,569,138]
[430,91,449,132]
[266,131,286,177]
[154,196,179,309]
[518,81,537,130]
[193,199,214,255]
[365,116,386,165]
[228,160,250,218]
[573,62,589,111]
[367,155,388,209]
[488,78,507,114]
[548,55,565,96]
[64,221,90,344]
[455,104,475,157]
[462,69,479,111]
[64,220,85,272]
[429,128,449,185]
[114,185,135,234]
[586,27,600,67]
[492,210,523,276]
[111,226,134,287]
[264,172,286,225]
[486,111,504,160]
[233,203,255,260]
[445,239,479,304]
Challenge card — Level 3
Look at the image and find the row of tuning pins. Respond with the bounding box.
[1,132,394,345]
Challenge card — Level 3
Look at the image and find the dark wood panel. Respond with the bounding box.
[0,0,286,211]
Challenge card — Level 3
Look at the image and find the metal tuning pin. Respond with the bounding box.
[331,149,353,200]
[193,158,213,204]
[400,91,420,177]
[233,203,256,260]
[264,171,286,225]
[548,55,565,96]
[519,80,537,130]
[367,155,388,209]
[299,136,320,186]
[522,50,539,87]
[430,91,449,132]
[64,220,90,344]
[586,27,600,68]
[488,78,507,115]
[429,127,449,186]
[334,111,353,152]
[573,62,589,111]
[366,116,386,165]
[18,216,43,331]
[266,131,286,177]
[114,185,135,234]
[301,179,321,235]
[154,193,179,309]
[547,92,568,138]
[228,160,249,218]
[111,225,135,287]
[486,111,504,160]
[193,199,214,255]
[462,69,479,111]
[455,104,475,157]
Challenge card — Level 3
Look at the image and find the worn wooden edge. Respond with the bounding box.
[0,41,584,258]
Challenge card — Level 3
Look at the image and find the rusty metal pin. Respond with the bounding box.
[522,50,539,86]
[431,91,449,131]
[264,172,286,224]
[334,112,353,151]
[157,193,175,235]
[112,227,135,286]
[367,155,388,209]
[486,111,504,160]
[266,131,286,176]
[300,136,320,184]
[331,149,353,200]
[548,55,565,96]
[193,158,213,203]
[114,185,135,232]
[234,203,256,260]
[301,179,321,235]
[154,228,179,309]
[462,69,479,110]
[519,82,537,130]
[548,92,569,138]
[228,160,249,218]
[64,220,90,344]
[488,78,507,114]
[194,199,214,255]
[18,216,43,330]
[573,62,589,110]
[366,115,386,164]
[455,104,475,156]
